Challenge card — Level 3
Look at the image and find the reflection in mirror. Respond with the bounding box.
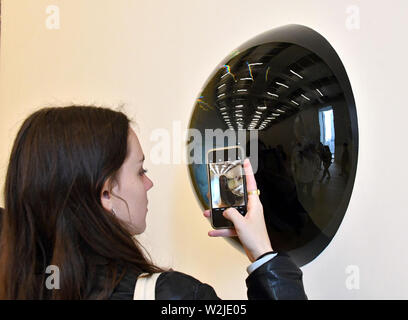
[187,25,358,266]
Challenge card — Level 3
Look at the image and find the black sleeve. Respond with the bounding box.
[245,252,308,300]
[155,271,221,300]
[157,252,307,300]
[195,282,221,300]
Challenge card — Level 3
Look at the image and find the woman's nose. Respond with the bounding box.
[145,176,153,190]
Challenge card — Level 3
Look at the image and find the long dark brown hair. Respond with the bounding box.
[0,106,166,299]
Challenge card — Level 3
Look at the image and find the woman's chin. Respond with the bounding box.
[130,221,146,236]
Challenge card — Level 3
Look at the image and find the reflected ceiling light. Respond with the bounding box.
[248,62,263,66]
[267,92,279,97]
[217,93,225,98]
[235,105,244,108]
[272,113,280,116]
[301,94,310,101]
[291,100,300,106]
[255,111,263,114]
[257,106,267,110]
[316,88,324,96]
[240,78,253,81]
[217,84,226,89]
[276,81,289,88]
[276,108,285,113]
[290,69,304,79]
[237,89,248,92]
[220,107,227,111]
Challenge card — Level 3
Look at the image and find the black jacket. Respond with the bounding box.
[0,208,307,300]
[108,252,307,300]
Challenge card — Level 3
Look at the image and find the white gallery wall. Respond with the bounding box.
[0,0,407,299]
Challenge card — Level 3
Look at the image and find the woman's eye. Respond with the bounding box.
[139,168,148,176]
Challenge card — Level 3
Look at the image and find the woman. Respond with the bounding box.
[0,106,307,299]
[218,175,236,207]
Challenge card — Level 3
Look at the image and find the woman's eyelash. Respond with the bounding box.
[139,168,148,176]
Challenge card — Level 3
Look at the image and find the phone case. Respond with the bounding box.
[206,146,247,229]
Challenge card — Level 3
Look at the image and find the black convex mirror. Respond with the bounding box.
[187,25,358,266]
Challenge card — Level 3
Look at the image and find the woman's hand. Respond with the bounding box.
[203,158,273,263]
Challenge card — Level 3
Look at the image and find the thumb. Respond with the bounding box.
[223,208,244,227]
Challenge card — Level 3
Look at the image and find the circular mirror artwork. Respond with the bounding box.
[187,25,358,266]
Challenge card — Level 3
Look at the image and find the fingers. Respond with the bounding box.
[208,229,238,237]
[243,158,257,191]
[203,209,210,218]
[243,158,260,208]
[223,207,244,227]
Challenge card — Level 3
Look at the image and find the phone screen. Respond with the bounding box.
[207,146,247,228]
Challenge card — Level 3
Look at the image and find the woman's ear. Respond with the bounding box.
[100,181,113,212]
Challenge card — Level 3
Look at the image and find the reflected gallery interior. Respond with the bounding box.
[187,25,358,266]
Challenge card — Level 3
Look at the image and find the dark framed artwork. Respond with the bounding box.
[188,25,358,267]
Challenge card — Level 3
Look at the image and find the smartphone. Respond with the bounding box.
[206,146,248,229]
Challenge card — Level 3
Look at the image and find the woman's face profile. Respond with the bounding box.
[101,128,153,235]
